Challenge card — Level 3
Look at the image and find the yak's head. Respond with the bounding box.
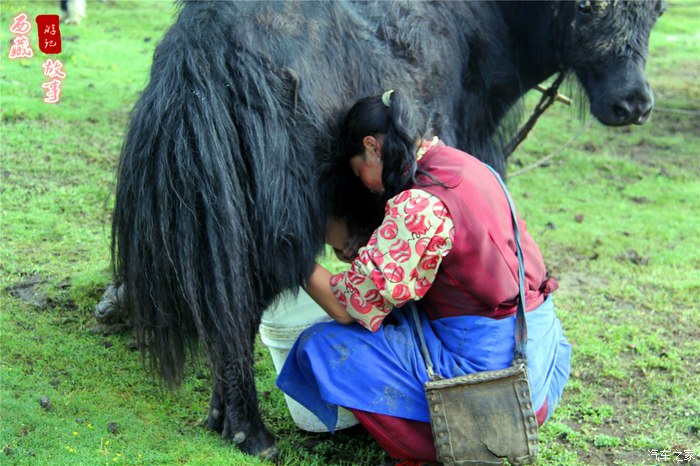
[563,0,665,126]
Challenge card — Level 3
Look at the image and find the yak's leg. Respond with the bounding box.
[207,328,277,459]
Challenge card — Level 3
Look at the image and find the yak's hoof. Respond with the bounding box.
[207,408,223,433]
[92,284,132,335]
[94,284,128,323]
[257,445,280,461]
[207,416,280,460]
[238,434,278,460]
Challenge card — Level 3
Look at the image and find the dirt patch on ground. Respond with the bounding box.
[6,274,51,309]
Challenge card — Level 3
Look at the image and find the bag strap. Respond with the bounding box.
[411,304,440,380]
[411,163,528,381]
[486,164,528,362]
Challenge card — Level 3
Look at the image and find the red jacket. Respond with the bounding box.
[416,141,557,320]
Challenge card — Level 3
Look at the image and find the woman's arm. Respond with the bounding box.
[330,189,454,332]
[304,263,355,324]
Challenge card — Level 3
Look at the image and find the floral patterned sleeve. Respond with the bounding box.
[330,189,455,332]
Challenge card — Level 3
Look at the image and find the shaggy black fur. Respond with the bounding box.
[112,0,664,458]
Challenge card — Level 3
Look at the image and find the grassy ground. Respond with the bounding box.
[1,1,698,465]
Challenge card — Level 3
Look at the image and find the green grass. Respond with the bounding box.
[1,1,699,465]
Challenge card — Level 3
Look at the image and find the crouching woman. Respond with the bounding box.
[277,91,571,463]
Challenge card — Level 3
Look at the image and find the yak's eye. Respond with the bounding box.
[577,1,593,15]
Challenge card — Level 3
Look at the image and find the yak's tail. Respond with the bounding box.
[112,3,324,388]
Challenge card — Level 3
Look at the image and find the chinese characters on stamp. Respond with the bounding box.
[42,59,67,104]
[8,13,34,59]
[36,15,63,54]
[8,12,66,103]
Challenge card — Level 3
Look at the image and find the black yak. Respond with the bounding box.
[109,0,664,458]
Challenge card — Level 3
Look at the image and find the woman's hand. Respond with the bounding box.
[304,264,355,325]
[325,217,357,263]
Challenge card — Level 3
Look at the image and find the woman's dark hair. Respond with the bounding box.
[339,90,422,198]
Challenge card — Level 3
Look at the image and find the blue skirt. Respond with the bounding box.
[276,296,570,432]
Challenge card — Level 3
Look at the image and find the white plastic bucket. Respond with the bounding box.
[259,288,359,432]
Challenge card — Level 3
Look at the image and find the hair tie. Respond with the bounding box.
[382,89,394,107]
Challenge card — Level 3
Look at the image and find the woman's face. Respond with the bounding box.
[350,135,384,194]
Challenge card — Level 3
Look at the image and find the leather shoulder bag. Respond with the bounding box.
[411,165,538,465]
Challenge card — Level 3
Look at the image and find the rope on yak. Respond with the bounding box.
[503,72,569,159]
